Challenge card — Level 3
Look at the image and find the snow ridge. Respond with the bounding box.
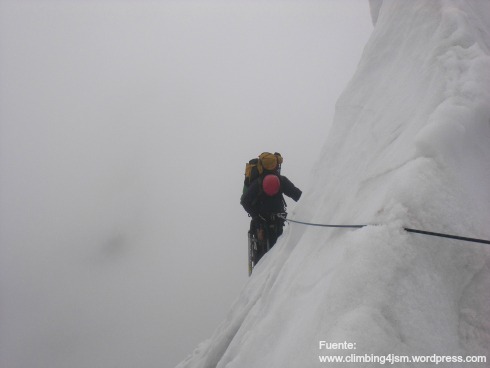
[177,1,490,367]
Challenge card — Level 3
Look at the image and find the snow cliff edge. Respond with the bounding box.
[177,1,490,367]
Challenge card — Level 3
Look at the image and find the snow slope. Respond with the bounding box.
[177,1,490,367]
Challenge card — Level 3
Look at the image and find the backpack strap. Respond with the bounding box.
[251,176,264,207]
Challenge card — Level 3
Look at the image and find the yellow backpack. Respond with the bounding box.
[243,152,283,190]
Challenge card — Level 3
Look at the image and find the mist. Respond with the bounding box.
[0,1,372,367]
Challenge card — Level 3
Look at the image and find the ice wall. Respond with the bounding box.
[177,1,490,367]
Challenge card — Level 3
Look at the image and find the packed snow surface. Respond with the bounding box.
[177,1,490,367]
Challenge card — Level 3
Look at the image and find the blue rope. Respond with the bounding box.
[284,217,366,229]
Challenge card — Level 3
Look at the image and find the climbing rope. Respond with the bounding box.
[403,227,490,245]
[277,214,366,229]
[277,214,490,245]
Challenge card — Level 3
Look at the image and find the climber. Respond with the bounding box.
[241,153,302,269]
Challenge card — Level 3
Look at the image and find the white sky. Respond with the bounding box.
[0,1,372,367]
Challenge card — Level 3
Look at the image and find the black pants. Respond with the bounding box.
[250,216,284,264]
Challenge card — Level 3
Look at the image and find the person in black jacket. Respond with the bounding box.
[241,173,302,262]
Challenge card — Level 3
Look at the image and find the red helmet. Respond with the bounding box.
[262,175,280,196]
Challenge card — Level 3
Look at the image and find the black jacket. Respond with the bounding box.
[241,175,302,219]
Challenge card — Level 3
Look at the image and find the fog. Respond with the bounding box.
[0,1,372,367]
